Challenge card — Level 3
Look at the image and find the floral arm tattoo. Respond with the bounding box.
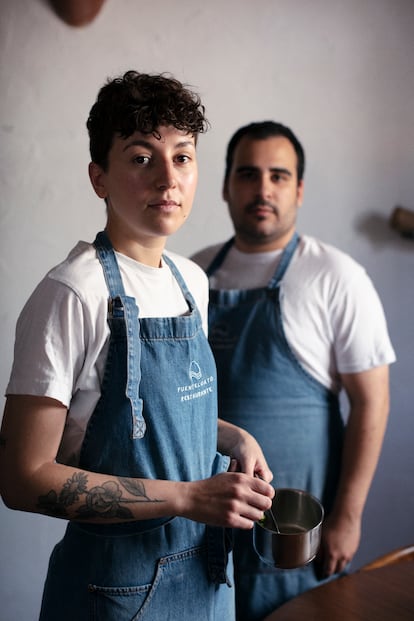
[37,473,163,520]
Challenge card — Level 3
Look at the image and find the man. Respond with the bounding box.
[192,121,395,621]
[0,75,274,621]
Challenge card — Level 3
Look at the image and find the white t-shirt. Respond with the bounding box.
[6,241,209,465]
[191,235,396,393]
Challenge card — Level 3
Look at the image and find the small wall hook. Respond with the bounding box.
[49,0,106,27]
[389,206,414,238]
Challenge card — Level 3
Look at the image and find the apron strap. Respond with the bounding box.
[93,230,146,439]
[93,230,127,297]
[163,254,196,313]
[206,233,300,290]
[205,237,235,277]
[267,232,300,289]
[206,526,233,586]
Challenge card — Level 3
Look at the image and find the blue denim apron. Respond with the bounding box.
[206,233,345,621]
[39,231,234,621]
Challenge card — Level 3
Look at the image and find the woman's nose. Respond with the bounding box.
[155,161,176,190]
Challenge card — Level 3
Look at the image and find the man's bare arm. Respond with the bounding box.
[318,365,390,576]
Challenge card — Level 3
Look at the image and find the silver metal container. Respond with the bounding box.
[253,488,324,570]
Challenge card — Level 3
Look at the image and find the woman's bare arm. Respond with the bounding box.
[0,395,273,528]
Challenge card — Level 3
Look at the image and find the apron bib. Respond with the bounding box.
[206,233,344,620]
[40,231,233,621]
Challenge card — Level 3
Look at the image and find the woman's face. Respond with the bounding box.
[89,126,198,262]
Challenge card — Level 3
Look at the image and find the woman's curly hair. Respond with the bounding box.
[87,70,209,169]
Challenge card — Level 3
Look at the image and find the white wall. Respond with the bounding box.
[1,0,413,618]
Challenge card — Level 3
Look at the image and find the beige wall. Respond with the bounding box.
[1,0,413,618]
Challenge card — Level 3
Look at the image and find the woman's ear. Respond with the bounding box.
[88,162,107,199]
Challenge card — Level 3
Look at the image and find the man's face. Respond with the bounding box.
[223,135,304,251]
[89,126,198,256]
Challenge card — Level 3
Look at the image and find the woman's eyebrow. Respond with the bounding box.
[123,139,195,152]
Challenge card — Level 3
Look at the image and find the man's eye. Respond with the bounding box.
[272,173,289,183]
[238,171,255,179]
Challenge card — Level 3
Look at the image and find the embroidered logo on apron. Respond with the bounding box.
[177,360,215,402]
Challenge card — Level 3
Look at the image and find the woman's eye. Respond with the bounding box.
[133,155,150,165]
[176,154,191,163]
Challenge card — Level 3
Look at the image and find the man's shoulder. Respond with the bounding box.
[287,235,369,293]
[297,235,364,274]
[190,242,227,271]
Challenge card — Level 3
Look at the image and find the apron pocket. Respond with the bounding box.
[88,582,152,621]
[88,545,215,621]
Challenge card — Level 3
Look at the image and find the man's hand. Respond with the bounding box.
[316,509,361,577]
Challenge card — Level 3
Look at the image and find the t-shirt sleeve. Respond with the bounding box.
[6,277,86,407]
[330,268,396,374]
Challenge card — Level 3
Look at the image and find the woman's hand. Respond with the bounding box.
[176,472,274,529]
[217,419,273,482]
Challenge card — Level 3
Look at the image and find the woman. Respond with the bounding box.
[0,71,274,620]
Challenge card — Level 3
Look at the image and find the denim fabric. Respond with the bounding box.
[39,231,233,621]
[206,233,345,621]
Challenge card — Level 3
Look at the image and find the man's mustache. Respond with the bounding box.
[246,199,278,214]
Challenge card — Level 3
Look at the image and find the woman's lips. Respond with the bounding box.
[148,200,179,212]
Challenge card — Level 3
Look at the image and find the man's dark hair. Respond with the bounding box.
[224,121,305,183]
[87,70,209,169]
